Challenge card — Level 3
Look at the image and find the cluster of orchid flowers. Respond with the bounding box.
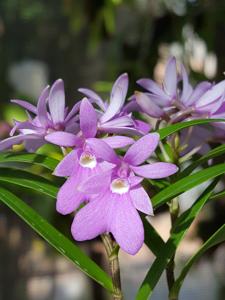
[1,57,225,255]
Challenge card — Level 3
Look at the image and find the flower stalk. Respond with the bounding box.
[167,197,179,300]
[101,234,123,300]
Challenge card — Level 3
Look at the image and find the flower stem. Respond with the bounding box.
[166,197,179,300]
[101,234,123,300]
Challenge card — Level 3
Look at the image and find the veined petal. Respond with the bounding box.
[45,131,81,147]
[86,138,120,164]
[11,99,37,114]
[196,80,225,107]
[56,174,85,215]
[134,120,151,134]
[71,194,112,241]
[0,134,39,151]
[164,57,177,97]
[132,162,178,178]
[100,115,134,128]
[64,101,81,123]
[135,92,165,118]
[102,135,134,148]
[180,64,193,104]
[137,78,166,98]
[49,79,65,124]
[110,194,144,255]
[186,81,212,106]
[78,170,112,194]
[130,185,153,215]
[37,85,50,126]
[124,133,160,166]
[53,149,78,177]
[78,88,106,111]
[80,98,97,138]
[101,73,128,123]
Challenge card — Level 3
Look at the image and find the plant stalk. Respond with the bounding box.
[167,197,179,300]
[101,234,123,300]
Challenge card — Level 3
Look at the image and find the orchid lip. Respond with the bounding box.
[79,152,97,169]
[110,178,130,195]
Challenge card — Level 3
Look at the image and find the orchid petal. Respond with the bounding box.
[71,195,111,241]
[124,133,160,166]
[110,194,144,255]
[186,81,212,106]
[180,64,193,104]
[49,79,65,124]
[45,131,81,147]
[11,99,37,114]
[86,138,120,164]
[137,78,166,98]
[56,174,85,215]
[196,80,225,107]
[78,170,112,194]
[132,162,178,178]
[102,136,134,148]
[80,98,97,138]
[0,134,39,151]
[53,150,78,177]
[101,73,128,123]
[37,85,50,126]
[164,57,177,97]
[135,92,164,118]
[130,185,153,215]
[78,88,106,111]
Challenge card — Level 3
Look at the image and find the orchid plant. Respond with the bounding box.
[0,57,225,300]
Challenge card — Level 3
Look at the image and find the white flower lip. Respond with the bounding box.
[79,152,97,169]
[110,178,130,195]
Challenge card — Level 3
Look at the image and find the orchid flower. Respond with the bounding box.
[46,98,134,215]
[0,79,79,152]
[79,73,150,135]
[71,133,178,255]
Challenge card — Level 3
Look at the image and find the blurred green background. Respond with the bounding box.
[1,1,225,300]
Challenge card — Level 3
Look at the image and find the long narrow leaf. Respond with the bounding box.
[157,119,224,140]
[0,187,113,292]
[136,179,218,300]
[152,163,225,208]
[0,169,58,198]
[143,218,165,257]
[179,144,225,178]
[169,224,225,298]
[0,152,58,171]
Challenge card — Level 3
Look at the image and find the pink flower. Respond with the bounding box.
[72,133,178,255]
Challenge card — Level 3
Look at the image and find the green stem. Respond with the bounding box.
[101,234,123,300]
[167,197,179,300]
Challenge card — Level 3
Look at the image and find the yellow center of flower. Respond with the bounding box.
[110,178,129,195]
[79,152,97,169]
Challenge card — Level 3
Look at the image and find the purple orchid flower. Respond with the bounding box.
[45,98,134,215]
[79,73,150,135]
[179,66,225,118]
[71,133,178,255]
[136,57,225,122]
[0,79,79,152]
[136,57,178,117]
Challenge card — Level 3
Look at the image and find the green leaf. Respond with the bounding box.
[157,119,225,140]
[136,179,218,300]
[0,169,58,198]
[179,144,225,178]
[0,152,58,171]
[0,186,113,292]
[169,223,225,299]
[143,217,165,257]
[152,163,225,208]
